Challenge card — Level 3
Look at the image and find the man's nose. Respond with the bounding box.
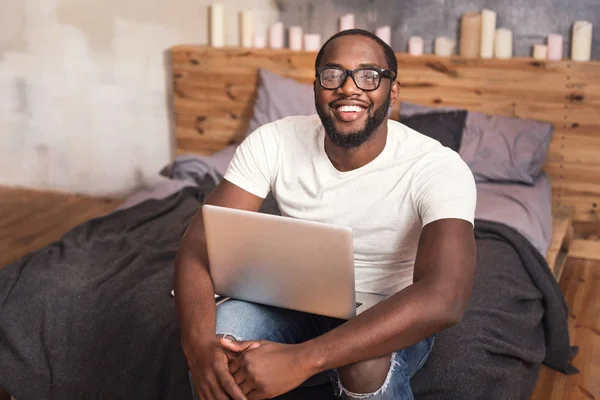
[337,74,362,96]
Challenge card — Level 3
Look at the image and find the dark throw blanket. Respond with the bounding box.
[0,183,576,400]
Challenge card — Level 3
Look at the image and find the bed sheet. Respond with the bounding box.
[475,173,553,257]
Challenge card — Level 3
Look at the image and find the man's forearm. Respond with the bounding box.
[300,279,465,374]
[174,253,218,352]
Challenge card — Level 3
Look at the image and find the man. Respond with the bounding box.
[174,28,477,400]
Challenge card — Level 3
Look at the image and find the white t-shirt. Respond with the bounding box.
[224,114,477,296]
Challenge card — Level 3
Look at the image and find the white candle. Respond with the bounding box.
[547,34,563,61]
[289,26,303,51]
[532,44,548,60]
[239,10,253,48]
[254,34,267,49]
[434,36,456,56]
[304,34,321,51]
[209,4,225,48]
[375,26,392,46]
[571,21,593,62]
[339,14,355,31]
[480,9,496,58]
[269,22,284,49]
[494,28,512,59]
[408,36,424,56]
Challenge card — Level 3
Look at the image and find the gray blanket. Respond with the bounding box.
[0,179,576,400]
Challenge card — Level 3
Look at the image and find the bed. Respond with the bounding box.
[1,46,599,400]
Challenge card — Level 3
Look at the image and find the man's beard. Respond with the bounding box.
[317,95,391,149]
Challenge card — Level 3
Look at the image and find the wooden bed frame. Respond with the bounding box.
[167,46,600,279]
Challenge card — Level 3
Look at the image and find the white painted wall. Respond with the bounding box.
[0,0,278,195]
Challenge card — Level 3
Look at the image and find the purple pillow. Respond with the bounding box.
[247,69,316,135]
[459,111,554,185]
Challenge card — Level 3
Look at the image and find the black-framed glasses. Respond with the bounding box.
[316,66,396,91]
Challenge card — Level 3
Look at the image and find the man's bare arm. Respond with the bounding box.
[301,218,476,373]
[174,179,264,400]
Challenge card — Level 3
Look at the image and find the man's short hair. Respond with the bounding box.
[315,29,398,79]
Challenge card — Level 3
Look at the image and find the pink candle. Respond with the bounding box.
[547,33,563,61]
[339,14,355,31]
[408,36,424,56]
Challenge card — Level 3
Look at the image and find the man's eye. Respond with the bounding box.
[323,71,341,80]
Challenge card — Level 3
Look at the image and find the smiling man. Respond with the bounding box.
[174,29,477,400]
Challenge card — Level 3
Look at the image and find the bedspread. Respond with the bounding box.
[0,179,575,400]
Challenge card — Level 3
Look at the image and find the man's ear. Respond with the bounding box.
[389,79,400,105]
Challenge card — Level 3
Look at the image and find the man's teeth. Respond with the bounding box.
[338,105,364,113]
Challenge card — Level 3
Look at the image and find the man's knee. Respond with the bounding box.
[215,299,276,341]
[336,354,393,394]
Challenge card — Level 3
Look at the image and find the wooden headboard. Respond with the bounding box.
[168,45,600,223]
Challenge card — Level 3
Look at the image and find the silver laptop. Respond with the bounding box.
[202,204,387,320]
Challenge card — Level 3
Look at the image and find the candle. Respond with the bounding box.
[209,4,225,48]
[269,22,284,49]
[494,28,512,59]
[254,34,267,49]
[571,21,592,62]
[340,14,355,31]
[480,9,496,58]
[289,26,303,51]
[375,26,392,46]
[532,44,548,60]
[408,36,424,56]
[460,11,481,58]
[304,34,321,51]
[239,10,253,48]
[435,36,456,56]
[547,33,563,61]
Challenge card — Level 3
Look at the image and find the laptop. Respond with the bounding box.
[202,204,387,320]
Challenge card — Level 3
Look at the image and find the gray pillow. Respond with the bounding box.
[247,69,316,135]
[399,101,461,118]
[459,111,554,185]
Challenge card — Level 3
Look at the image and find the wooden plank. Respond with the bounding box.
[546,206,574,280]
[553,195,600,223]
[0,186,122,268]
[569,239,600,261]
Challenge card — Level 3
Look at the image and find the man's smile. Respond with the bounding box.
[330,100,370,123]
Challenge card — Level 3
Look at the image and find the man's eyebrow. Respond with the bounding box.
[322,62,383,69]
[357,63,380,68]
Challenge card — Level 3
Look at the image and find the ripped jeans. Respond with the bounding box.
[191,299,434,400]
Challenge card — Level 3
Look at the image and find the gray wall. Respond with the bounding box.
[277,0,599,59]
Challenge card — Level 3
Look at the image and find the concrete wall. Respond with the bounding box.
[278,0,599,58]
[0,0,278,195]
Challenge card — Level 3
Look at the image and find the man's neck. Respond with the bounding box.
[324,126,388,172]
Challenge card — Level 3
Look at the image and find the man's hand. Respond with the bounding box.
[221,338,313,400]
[187,336,259,400]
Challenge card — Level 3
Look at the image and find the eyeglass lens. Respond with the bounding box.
[320,68,381,90]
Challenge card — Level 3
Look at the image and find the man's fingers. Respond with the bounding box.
[247,389,264,400]
[240,380,255,396]
[220,338,262,353]
[207,382,230,400]
[216,365,248,400]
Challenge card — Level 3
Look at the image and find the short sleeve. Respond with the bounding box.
[413,150,477,227]
[223,124,280,198]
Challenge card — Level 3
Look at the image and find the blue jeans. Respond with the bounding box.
[191,299,434,399]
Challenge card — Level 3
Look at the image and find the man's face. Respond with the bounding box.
[315,35,398,149]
